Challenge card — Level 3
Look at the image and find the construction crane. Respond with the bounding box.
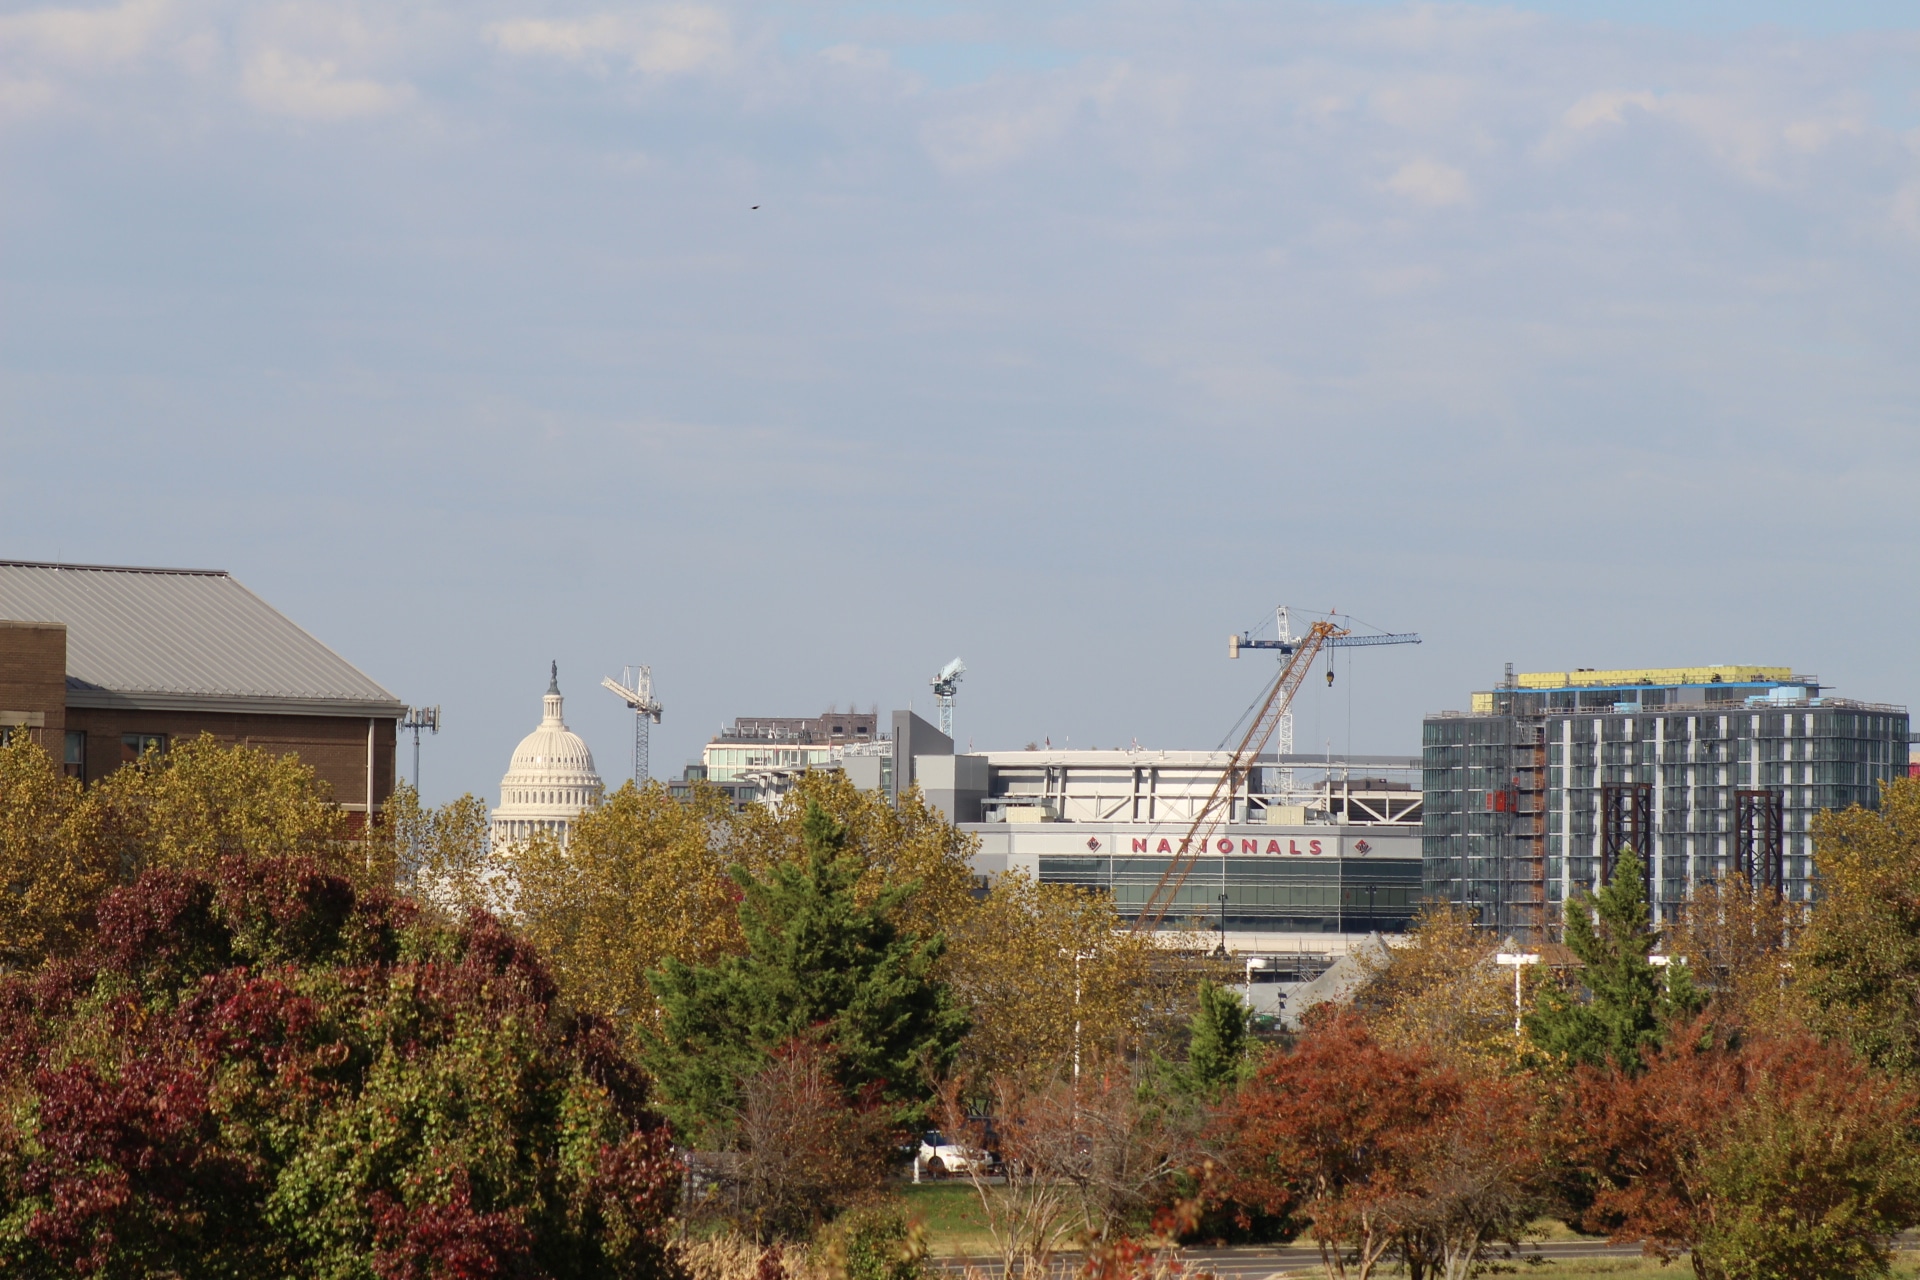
[601,665,663,787]
[929,657,966,739]
[1131,610,1423,935]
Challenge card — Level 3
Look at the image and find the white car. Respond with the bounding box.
[917,1130,992,1177]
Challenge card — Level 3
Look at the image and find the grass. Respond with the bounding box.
[898,1181,997,1256]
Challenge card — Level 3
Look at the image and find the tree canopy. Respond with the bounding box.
[643,801,968,1143]
[0,852,680,1278]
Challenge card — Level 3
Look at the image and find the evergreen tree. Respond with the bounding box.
[1525,848,1704,1072]
[644,801,968,1142]
[1183,980,1252,1097]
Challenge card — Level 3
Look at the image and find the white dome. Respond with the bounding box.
[490,664,605,849]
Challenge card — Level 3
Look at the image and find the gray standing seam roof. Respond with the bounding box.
[0,561,405,718]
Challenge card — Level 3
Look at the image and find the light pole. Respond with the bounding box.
[1494,952,1541,1034]
[1244,955,1268,1005]
[401,706,440,796]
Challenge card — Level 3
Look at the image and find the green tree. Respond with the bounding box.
[1181,981,1251,1098]
[644,801,968,1143]
[1799,777,1920,1073]
[1526,849,1703,1071]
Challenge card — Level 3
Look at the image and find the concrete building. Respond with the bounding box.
[835,711,1422,962]
[1423,665,1911,938]
[0,560,404,817]
[490,664,604,848]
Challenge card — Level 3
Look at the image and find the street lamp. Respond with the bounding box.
[1494,952,1542,1034]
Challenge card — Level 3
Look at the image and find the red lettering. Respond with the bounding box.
[1131,838,1148,853]
[1216,838,1233,854]
[1157,838,1173,853]
[1265,838,1282,854]
[1241,838,1257,853]
[1289,840,1300,855]
[1310,839,1323,855]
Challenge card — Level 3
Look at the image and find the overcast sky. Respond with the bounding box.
[3,0,1917,804]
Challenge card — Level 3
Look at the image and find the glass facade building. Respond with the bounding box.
[1423,666,1910,938]
[1036,850,1423,936]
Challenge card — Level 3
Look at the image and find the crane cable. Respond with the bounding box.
[1131,620,1347,934]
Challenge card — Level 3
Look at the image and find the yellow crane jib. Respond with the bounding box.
[1131,619,1348,935]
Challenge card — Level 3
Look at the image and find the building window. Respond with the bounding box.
[122,733,168,763]
[64,731,85,781]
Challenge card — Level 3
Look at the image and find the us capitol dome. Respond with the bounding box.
[490,662,605,849]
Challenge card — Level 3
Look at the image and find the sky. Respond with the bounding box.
[3,0,1918,804]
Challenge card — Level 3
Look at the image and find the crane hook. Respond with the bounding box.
[1326,668,1335,687]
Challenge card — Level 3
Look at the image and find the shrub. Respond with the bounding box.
[0,854,681,1278]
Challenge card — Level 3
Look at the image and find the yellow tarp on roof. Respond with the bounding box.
[1514,666,1791,690]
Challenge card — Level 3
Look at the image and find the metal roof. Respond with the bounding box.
[0,561,405,718]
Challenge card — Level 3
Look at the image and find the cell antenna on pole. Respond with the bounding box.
[601,665,664,787]
[929,657,967,740]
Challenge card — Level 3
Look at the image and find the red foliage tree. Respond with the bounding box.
[0,855,681,1279]
[1571,1019,1920,1280]
[1210,1010,1464,1280]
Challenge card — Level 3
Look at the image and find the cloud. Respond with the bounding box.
[1563,88,1661,130]
[0,0,171,67]
[240,48,410,118]
[1384,157,1472,207]
[484,7,729,74]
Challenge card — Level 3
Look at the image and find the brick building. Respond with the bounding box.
[0,561,405,819]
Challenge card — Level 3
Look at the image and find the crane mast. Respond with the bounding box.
[601,665,664,787]
[1131,620,1347,934]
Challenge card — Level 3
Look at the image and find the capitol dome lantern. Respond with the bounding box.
[490,662,605,849]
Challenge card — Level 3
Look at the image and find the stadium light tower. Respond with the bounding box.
[929,657,966,740]
[602,665,664,787]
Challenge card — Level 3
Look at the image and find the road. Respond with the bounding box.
[933,1237,1651,1278]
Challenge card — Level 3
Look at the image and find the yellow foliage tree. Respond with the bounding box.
[1798,777,1920,1073]
[382,782,499,918]
[943,870,1162,1083]
[1353,902,1520,1068]
[0,734,113,968]
[85,732,355,880]
[1667,873,1805,1032]
[512,779,748,1037]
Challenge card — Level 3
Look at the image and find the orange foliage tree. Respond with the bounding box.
[1211,1010,1539,1280]
[1570,1020,1920,1280]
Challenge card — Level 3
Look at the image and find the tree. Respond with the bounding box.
[0,733,367,973]
[1666,873,1802,1032]
[0,853,682,1278]
[83,732,356,880]
[1212,1010,1464,1280]
[1181,982,1251,1099]
[943,871,1162,1083]
[514,779,747,1042]
[944,1058,1196,1278]
[1354,902,1517,1069]
[0,733,113,968]
[1392,1074,1543,1280]
[1572,1021,1920,1280]
[730,772,982,941]
[383,782,499,920]
[1526,849,1703,1072]
[731,1040,894,1242]
[1798,777,1920,1073]
[644,801,968,1143]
